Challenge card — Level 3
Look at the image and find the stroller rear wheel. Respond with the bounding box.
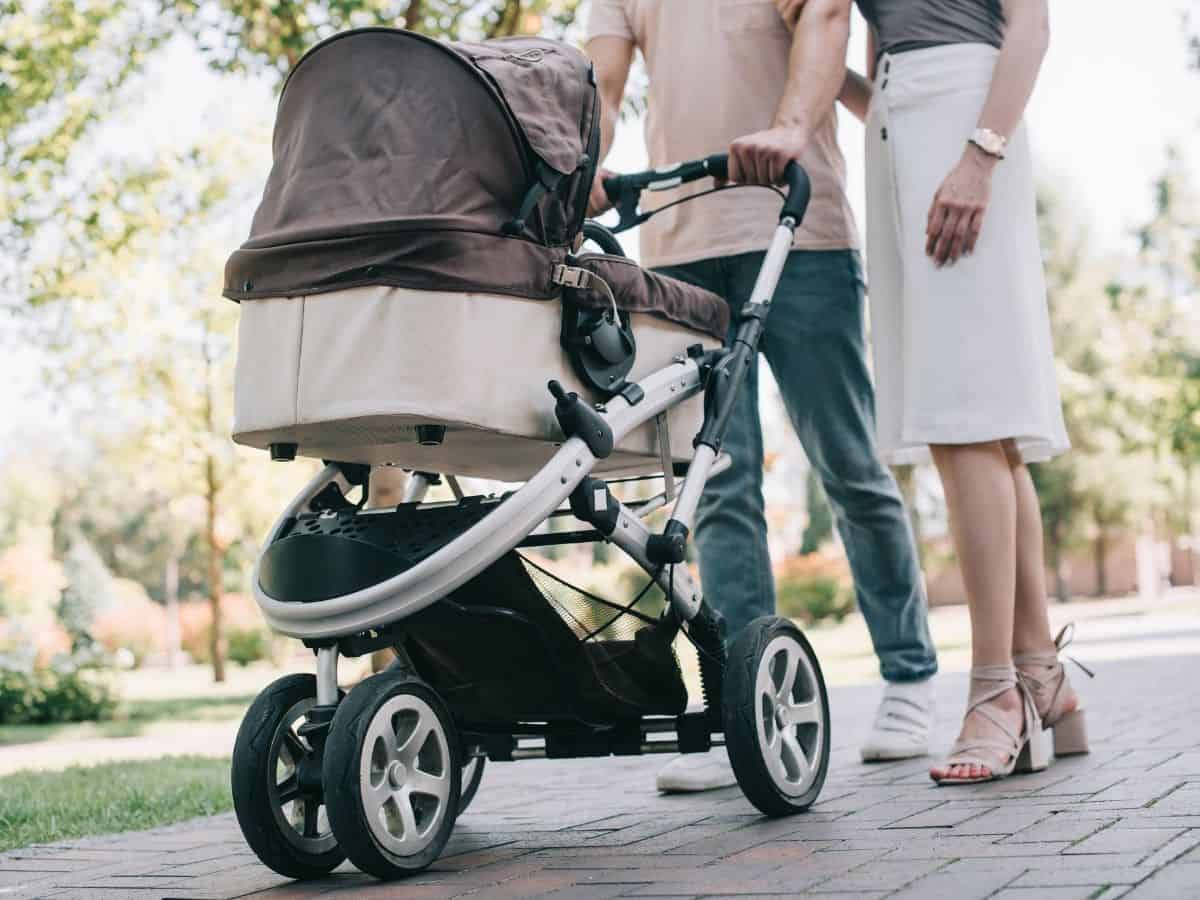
[724,616,830,817]
[231,674,345,879]
[323,671,461,879]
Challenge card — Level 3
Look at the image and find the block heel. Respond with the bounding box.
[1014,722,1052,773]
[1052,708,1089,756]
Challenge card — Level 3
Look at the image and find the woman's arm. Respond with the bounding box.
[975,0,1051,142]
[925,0,1050,267]
[839,30,876,122]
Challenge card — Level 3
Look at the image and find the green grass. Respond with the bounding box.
[0,756,233,852]
[0,694,255,747]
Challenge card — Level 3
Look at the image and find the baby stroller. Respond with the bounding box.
[225,28,830,881]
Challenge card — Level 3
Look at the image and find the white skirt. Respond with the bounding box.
[865,43,1069,465]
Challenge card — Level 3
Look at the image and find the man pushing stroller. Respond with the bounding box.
[584,0,939,790]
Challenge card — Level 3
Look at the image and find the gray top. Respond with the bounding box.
[856,0,1005,59]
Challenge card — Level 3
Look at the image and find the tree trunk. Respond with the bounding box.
[203,318,226,684]
[1186,462,1198,586]
[164,554,181,669]
[206,453,226,683]
[404,0,424,29]
[1093,527,1108,598]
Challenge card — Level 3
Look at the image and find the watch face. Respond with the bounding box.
[974,129,1005,156]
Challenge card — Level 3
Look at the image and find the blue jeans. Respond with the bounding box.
[655,250,937,683]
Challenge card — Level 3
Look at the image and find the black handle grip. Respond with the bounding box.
[602,174,621,205]
[705,153,729,181]
[780,161,811,225]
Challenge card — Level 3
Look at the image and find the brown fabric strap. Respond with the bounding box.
[224,230,567,302]
[565,253,730,342]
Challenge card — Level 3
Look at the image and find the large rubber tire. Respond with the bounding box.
[458,752,486,815]
[323,671,461,879]
[724,616,830,817]
[231,674,346,880]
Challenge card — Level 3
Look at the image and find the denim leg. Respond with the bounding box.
[728,250,937,683]
[654,258,775,643]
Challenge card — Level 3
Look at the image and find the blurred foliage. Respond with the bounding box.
[775,554,854,625]
[55,538,115,650]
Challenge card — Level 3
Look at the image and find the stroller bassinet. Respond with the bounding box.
[224,28,728,480]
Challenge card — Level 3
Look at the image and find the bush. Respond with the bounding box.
[227,626,268,667]
[91,581,166,668]
[180,594,273,666]
[0,659,116,725]
[775,553,855,625]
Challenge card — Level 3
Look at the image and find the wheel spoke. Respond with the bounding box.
[409,768,449,803]
[780,729,811,785]
[282,728,308,762]
[303,797,320,838]
[363,775,393,820]
[398,719,434,765]
[276,773,302,806]
[398,789,420,842]
[776,647,799,703]
[786,698,821,726]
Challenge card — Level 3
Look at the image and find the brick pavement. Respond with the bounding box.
[2,651,1198,899]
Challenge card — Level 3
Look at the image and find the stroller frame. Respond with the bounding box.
[232,157,832,881]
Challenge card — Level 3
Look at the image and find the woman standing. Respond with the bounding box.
[832,0,1088,784]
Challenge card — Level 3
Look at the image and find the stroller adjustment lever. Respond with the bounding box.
[549,380,614,458]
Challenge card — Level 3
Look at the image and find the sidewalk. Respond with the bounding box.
[2,647,1198,899]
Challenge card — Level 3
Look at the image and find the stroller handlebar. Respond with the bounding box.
[599,153,810,233]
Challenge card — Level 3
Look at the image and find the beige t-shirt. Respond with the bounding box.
[587,0,860,268]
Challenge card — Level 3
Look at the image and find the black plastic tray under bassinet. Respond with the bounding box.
[259,498,688,723]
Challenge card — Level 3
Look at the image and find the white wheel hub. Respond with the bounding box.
[754,635,824,797]
[359,694,452,856]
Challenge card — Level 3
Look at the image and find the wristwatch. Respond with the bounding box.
[969,127,1007,159]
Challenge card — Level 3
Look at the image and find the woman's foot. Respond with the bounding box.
[930,665,1047,785]
[1015,625,1092,755]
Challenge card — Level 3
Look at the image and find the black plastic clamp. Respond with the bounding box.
[549,380,614,459]
[646,518,689,565]
[569,477,620,536]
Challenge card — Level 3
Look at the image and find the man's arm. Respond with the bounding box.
[729,0,852,185]
[585,35,635,214]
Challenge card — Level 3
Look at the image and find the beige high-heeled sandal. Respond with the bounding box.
[1015,624,1094,757]
[931,664,1051,786]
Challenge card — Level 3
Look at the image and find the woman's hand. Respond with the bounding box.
[925,144,997,267]
[773,0,809,31]
[587,168,617,217]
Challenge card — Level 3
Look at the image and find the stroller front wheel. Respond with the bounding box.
[231,674,345,879]
[323,671,461,879]
[723,616,830,817]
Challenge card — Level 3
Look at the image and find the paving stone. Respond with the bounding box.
[1065,826,1184,856]
[1122,862,1200,899]
[1008,865,1154,888]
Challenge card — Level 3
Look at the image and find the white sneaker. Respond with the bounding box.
[656,750,737,793]
[860,677,936,762]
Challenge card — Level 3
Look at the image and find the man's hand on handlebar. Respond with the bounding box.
[587,167,617,217]
[728,125,811,186]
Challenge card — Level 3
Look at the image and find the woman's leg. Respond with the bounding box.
[1007,441,1080,721]
[1008,441,1057,655]
[929,440,1023,780]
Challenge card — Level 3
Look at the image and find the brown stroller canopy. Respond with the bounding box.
[224,28,599,303]
[222,28,729,342]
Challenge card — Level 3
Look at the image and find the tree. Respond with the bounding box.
[56,538,115,649]
[799,468,832,554]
